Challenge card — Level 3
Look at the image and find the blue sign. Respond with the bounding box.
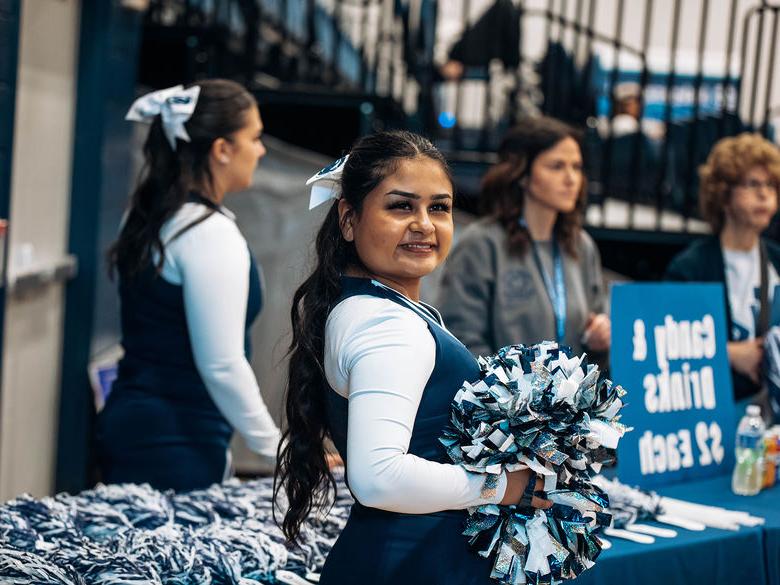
[611,283,737,489]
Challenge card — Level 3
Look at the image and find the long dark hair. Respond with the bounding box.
[274,130,450,543]
[480,116,586,257]
[108,79,256,279]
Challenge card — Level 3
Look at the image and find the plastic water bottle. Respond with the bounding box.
[732,405,766,496]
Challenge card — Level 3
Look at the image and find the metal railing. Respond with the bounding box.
[140,0,780,232]
[421,1,780,232]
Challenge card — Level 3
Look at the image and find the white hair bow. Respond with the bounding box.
[305,155,349,210]
[125,84,201,150]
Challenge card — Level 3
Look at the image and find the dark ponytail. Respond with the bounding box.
[108,79,256,280]
[274,130,450,543]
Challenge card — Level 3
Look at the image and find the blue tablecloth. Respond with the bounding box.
[575,475,780,585]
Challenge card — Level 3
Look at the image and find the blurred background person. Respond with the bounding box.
[592,81,666,206]
[97,79,281,492]
[599,81,665,141]
[438,0,521,82]
[665,133,780,413]
[437,116,610,361]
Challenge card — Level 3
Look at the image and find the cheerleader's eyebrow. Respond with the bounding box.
[385,190,452,200]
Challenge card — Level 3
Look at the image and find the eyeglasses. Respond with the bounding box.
[736,179,779,193]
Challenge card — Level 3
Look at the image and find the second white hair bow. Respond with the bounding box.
[125,84,201,150]
[306,155,349,210]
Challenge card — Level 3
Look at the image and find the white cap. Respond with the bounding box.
[746,404,761,416]
[613,81,641,101]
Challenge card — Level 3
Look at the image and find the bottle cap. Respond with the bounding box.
[746,404,761,416]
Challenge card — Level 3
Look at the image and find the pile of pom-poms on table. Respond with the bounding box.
[591,475,663,529]
[0,472,353,584]
[440,341,631,585]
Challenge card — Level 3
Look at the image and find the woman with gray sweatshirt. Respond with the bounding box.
[438,116,610,360]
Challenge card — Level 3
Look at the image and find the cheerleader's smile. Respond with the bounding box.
[399,241,437,254]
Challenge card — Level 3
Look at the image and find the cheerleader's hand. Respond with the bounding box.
[326,452,344,469]
[501,469,553,509]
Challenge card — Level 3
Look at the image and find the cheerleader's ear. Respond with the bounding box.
[338,198,355,242]
[210,137,231,165]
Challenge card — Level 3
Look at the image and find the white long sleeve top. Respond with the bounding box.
[324,292,508,513]
[153,203,281,459]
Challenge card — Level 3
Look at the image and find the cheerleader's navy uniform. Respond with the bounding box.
[320,276,507,584]
[97,194,279,492]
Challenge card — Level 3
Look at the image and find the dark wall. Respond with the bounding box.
[254,89,405,158]
[589,228,698,282]
[0,0,21,371]
[57,2,144,494]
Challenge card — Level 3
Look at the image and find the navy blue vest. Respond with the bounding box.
[321,277,492,584]
[97,198,262,491]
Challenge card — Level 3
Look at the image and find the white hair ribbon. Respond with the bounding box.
[125,84,201,150]
[305,155,349,210]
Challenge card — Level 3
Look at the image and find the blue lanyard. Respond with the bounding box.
[530,239,567,342]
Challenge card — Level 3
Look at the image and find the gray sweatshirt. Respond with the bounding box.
[437,217,607,359]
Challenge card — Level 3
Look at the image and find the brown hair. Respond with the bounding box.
[480,116,587,257]
[699,132,780,233]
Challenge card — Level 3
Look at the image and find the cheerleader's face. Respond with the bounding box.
[224,105,267,192]
[525,137,583,214]
[341,156,454,288]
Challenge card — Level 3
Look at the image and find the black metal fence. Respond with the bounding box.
[419,0,780,231]
[140,0,780,232]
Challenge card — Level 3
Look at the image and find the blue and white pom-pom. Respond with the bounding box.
[440,341,631,585]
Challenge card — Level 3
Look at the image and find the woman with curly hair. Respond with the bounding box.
[666,132,780,404]
[437,116,610,360]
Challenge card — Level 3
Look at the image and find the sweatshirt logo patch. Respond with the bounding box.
[502,269,535,299]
